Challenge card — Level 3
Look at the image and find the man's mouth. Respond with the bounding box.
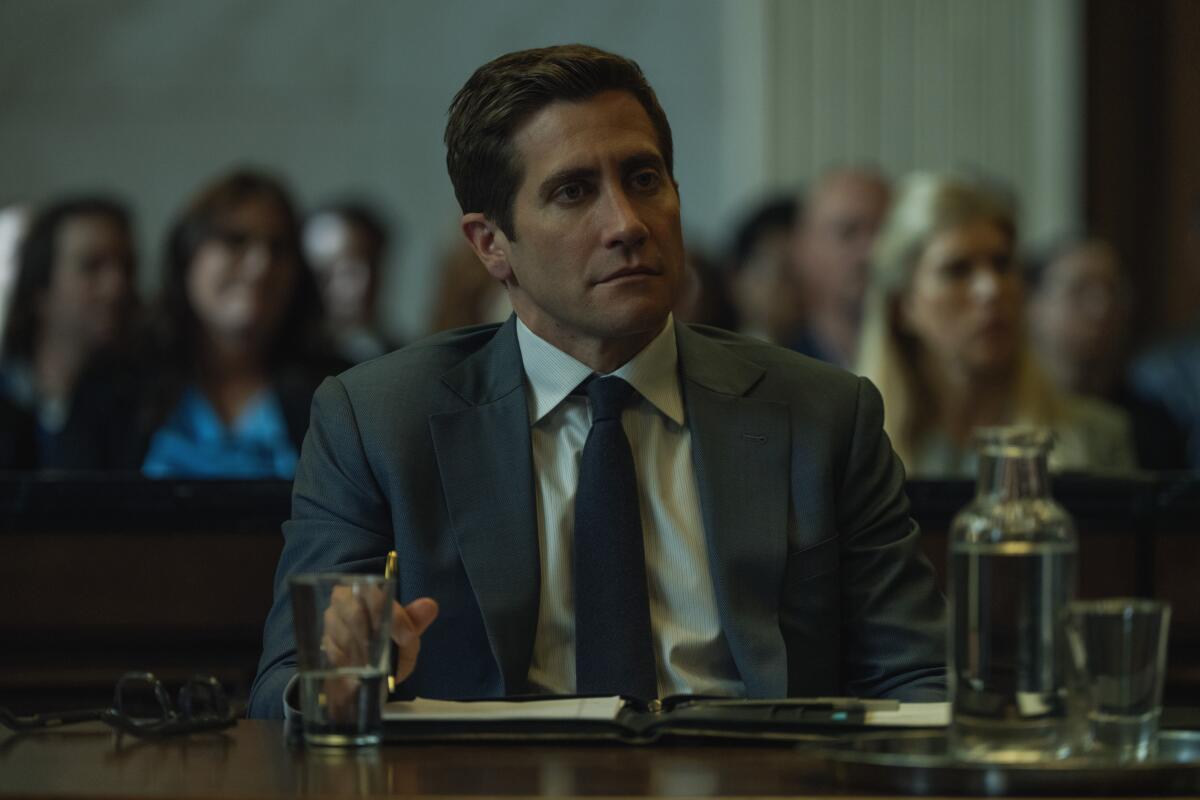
[597,266,658,284]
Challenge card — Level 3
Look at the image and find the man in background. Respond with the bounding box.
[726,194,802,345]
[790,167,890,367]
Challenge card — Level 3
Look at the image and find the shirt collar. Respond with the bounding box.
[515,315,684,427]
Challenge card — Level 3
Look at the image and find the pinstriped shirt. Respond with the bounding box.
[516,315,745,699]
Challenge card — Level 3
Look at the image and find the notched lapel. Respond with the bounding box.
[678,326,791,697]
[428,318,539,694]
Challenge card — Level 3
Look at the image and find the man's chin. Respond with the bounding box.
[601,302,674,337]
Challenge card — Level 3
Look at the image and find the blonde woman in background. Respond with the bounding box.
[856,172,1136,476]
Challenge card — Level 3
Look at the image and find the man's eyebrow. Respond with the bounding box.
[537,166,599,200]
[621,151,667,172]
[536,151,668,200]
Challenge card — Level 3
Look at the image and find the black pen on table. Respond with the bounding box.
[385,550,398,693]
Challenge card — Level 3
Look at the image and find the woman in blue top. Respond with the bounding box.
[143,169,344,478]
[59,170,344,476]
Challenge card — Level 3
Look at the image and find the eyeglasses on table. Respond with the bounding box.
[0,671,238,738]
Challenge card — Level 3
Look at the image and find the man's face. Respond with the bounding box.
[470,90,685,363]
[795,172,890,313]
[732,227,801,341]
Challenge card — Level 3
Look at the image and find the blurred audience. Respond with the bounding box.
[725,194,801,343]
[57,169,343,477]
[428,237,511,332]
[0,204,31,338]
[0,391,36,469]
[0,204,35,470]
[673,249,738,330]
[1028,236,1186,469]
[790,166,890,367]
[1129,196,1200,470]
[0,196,138,467]
[302,201,399,363]
[857,172,1137,476]
[1029,237,1129,397]
[6,164,1191,480]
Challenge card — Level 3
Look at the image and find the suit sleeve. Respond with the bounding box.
[837,376,947,701]
[247,376,394,718]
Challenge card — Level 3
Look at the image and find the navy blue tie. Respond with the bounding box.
[573,376,657,700]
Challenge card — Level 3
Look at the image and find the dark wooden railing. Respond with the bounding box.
[2,472,1197,713]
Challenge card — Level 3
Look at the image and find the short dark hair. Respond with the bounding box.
[445,44,674,240]
[2,196,134,361]
[729,194,799,271]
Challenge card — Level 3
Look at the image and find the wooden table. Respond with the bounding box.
[0,720,863,798]
[8,719,1200,797]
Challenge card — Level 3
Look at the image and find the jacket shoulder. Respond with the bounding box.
[334,323,504,395]
[682,324,864,398]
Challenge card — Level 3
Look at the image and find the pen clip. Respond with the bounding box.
[385,551,398,693]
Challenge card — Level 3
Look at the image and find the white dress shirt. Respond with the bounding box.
[516,315,745,698]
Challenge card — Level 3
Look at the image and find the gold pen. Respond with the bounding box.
[384,550,398,693]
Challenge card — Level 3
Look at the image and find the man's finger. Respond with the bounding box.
[406,598,439,634]
[390,597,438,684]
[362,585,387,634]
[324,603,369,665]
[392,597,438,640]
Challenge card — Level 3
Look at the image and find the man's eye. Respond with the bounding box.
[554,183,587,203]
[631,170,661,191]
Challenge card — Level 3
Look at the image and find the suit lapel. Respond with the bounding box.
[429,318,539,693]
[677,326,791,697]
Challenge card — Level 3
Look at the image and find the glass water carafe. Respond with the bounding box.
[949,427,1080,763]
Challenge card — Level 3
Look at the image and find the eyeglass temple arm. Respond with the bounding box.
[0,706,107,732]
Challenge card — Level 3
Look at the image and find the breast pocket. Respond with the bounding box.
[786,535,840,583]
[780,535,841,657]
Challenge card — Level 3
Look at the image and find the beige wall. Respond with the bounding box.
[763,0,1082,244]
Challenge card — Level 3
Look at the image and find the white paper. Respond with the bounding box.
[383,697,948,726]
[863,701,949,727]
[383,695,625,722]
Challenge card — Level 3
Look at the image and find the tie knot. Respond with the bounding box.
[585,376,635,422]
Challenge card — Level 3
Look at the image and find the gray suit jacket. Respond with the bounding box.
[248,318,946,718]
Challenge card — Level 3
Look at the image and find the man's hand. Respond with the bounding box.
[322,590,439,682]
[391,598,439,684]
[317,591,438,721]
[321,584,391,666]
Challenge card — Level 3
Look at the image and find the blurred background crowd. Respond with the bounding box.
[2,0,1198,480]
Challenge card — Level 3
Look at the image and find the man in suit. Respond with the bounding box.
[248,44,945,718]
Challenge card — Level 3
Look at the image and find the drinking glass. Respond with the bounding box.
[1065,598,1171,762]
[291,574,395,746]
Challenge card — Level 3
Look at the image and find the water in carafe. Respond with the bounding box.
[949,427,1080,763]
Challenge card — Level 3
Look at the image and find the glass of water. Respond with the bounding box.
[290,574,395,746]
[1065,598,1171,762]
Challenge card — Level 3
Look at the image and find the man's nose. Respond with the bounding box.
[600,187,649,250]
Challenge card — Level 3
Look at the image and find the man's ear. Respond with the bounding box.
[461,213,515,284]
